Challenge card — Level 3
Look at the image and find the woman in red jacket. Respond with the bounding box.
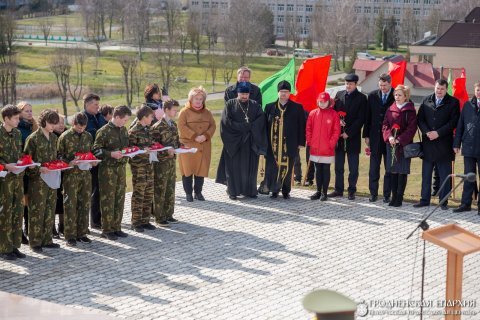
[306,92,341,200]
[382,85,417,207]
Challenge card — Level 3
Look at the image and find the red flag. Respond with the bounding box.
[290,55,331,112]
[453,68,469,110]
[388,60,407,88]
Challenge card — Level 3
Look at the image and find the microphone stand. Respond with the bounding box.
[406,174,466,320]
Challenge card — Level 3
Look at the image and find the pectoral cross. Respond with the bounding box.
[245,115,249,123]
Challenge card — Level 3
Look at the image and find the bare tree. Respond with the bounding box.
[63,16,71,43]
[49,50,72,120]
[425,9,442,35]
[124,0,150,60]
[284,13,302,48]
[207,50,219,92]
[222,0,274,66]
[441,0,478,20]
[154,42,181,93]
[162,0,182,43]
[313,2,358,71]
[118,55,138,108]
[0,12,17,105]
[78,0,106,56]
[187,10,202,64]
[222,54,235,86]
[402,8,419,44]
[67,48,86,110]
[39,18,53,46]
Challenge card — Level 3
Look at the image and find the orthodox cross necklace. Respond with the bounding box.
[237,99,250,123]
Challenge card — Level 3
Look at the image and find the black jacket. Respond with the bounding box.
[453,97,480,158]
[224,82,262,106]
[265,99,306,159]
[417,93,460,162]
[334,89,367,154]
[84,110,107,140]
[363,88,395,154]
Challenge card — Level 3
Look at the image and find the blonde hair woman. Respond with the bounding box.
[177,86,216,202]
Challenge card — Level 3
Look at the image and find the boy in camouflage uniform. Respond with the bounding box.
[0,105,27,260]
[24,109,61,253]
[57,113,93,247]
[93,105,132,240]
[151,100,181,227]
[129,105,156,232]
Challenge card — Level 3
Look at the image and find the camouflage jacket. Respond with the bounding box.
[57,128,93,173]
[92,121,129,166]
[24,128,58,176]
[0,125,24,177]
[128,122,152,167]
[151,118,180,161]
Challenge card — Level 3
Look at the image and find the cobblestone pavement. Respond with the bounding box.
[1,179,480,319]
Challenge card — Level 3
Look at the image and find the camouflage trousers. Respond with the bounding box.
[0,174,24,253]
[63,170,92,240]
[130,164,154,227]
[28,176,56,248]
[99,163,126,233]
[153,158,176,222]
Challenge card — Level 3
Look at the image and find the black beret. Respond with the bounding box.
[237,81,251,93]
[277,80,291,92]
[344,73,359,82]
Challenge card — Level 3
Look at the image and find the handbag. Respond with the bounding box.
[404,130,423,159]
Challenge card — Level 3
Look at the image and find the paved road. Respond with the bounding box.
[4,181,476,319]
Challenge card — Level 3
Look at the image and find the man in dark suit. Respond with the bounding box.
[414,79,460,210]
[364,73,394,203]
[264,80,306,199]
[452,82,480,214]
[224,66,262,106]
[329,73,367,200]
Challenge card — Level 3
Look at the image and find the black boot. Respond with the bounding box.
[393,174,407,207]
[194,176,205,201]
[388,174,398,206]
[182,175,193,202]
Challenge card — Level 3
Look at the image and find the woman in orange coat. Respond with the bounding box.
[178,86,216,202]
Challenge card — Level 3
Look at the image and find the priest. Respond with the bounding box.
[264,80,306,199]
[216,82,267,200]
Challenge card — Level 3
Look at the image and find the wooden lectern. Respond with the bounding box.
[422,224,480,320]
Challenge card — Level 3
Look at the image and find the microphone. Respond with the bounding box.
[453,172,476,182]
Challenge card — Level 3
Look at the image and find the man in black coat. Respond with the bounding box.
[224,66,262,106]
[452,83,480,214]
[364,73,394,203]
[329,73,367,200]
[414,79,460,210]
[264,80,306,199]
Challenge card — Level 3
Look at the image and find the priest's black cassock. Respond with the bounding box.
[216,98,267,198]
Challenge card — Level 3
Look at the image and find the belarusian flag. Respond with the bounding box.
[453,68,469,110]
[388,60,407,89]
[258,58,296,109]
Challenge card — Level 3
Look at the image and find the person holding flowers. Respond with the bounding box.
[382,85,417,207]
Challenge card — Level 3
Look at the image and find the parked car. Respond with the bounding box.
[357,52,376,60]
[266,48,285,56]
[294,48,313,58]
[382,54,402,61]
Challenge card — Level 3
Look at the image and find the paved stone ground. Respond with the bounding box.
[1,179,480,319]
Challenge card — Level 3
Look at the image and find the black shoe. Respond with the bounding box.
[248,195,258,199]
[132,225,144,232]
[270,192,278,199]
[413,202,430,208]
[383,197,390,203]
[348,192,355,200]
[369,195,378,202]
[66,239,77,247]
[186,194,194,202]
[453,205,471,213]
[21,233,29,245]
[229,195,237,200]
[431,189,439,197]
[1,252,17,260]
[101,232,118,240]
[52,228,60,239]
[310,191,321,200]
[58,223,64,235]
[320,194,328,201]
[91,223,102,230]
[282,193,291,199]
[157,220,170,227]
[43,243,60,249]
[167,217,179,224]
[142,223,156,230]
[441,204,449,211]
[327,191,343,197]
[12,248,26,259]
[31,246,43,253]
[77,236,92,243]
[115,230,128,238]
[194,193,205,201]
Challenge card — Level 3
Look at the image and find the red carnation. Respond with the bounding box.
[0,164,4,171]
[392,124,401,130]
[338,111,347,117]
